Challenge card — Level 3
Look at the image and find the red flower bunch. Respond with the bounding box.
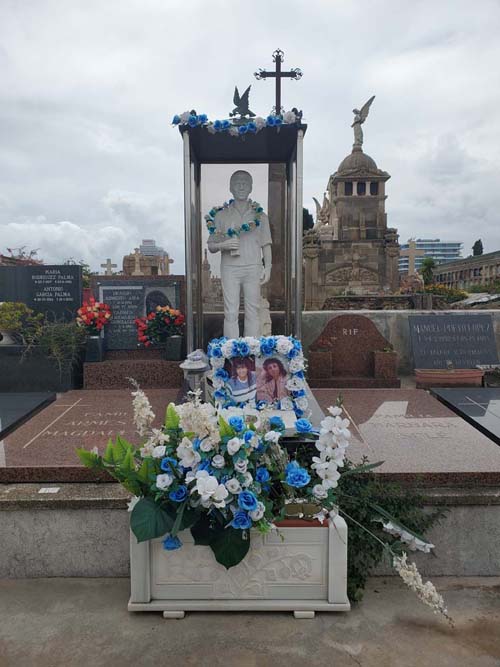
[76,298,112,335]
[135,306,185,347]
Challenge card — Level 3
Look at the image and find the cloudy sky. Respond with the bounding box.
[1,0,499,273]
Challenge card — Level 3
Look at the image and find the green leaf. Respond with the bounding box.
[191,516,212,545]
[76,448,100,468]
[137,458,156,485]
[180,506,200,531]
[130,497,174,543]
[165,403,180,430]
[368,501,430,545]
[218,416,235,439]
[102,440,114,464]
[114,435,133,463]
[170,500,186,537]
[120,448,136,474]
[209,527,250,569]
[341,461,385,476]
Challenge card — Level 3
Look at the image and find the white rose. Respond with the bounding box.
[283,110,297,124]
[211,454,225,469]
[225,478,242,494]
[312,484,328,500]
[200,439,214,452]
[280,397,294,411]
[227,437,243,455]
[245,337,261,355]
[212,484,229,508]
[156,474,173,490]
[276,336,293,355]
[234,458,248,473]
[254,116,266,130]
[179,111,190,123]
[221,341,234,358]
[295,397,309,410]
[152,445,166,458]
[288,358,304,373]
[264,430,281,444]
[211,356,225,368]
[228,125,239,136]
[241,471,253,487]
[328,406,343,417]
[249,501,265,521]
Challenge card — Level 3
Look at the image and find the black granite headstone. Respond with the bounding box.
[98,278,182,349]
[0,265,82,321]
[409,314,499,369]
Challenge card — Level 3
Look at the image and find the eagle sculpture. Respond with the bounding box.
[229,85,256,118]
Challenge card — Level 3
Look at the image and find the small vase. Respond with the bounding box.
[85,336,105,363]
[0,330,17,345]
[163,335,183,361]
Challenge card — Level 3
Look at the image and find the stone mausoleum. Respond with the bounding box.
[304,145,400,309]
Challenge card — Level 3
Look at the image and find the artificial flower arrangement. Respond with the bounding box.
[76,298,112,335]
[172,109,301,138]
[77,380,451,622]
[208,335,308,417]
[205,199,264,239]
[135,306,185,347]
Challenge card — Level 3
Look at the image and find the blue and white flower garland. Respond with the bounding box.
[208,335,308,417]
[205,199,264,238]
[172,110,300,138]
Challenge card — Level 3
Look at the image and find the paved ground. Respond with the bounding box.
[1,577,499,667]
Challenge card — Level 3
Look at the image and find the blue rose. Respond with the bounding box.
[256,206,264,213]
[287,347,299,359]
[169,485,187,503]
[256,400,268,410]
[207,226,216,235]
[214,368,229,381]
[231,511,252,530]
[247,121,257,133]
[188,114,198,127]
[232,340,250,357]
[256,467,270,483]
[198,459,213,473]
[269,416,285,430]
[214,389,226,401]
[294,407,304,418]
[214,120,222,131]
[266,115,276,126]
[211,346,223,358]
[274,117,283,126]
[229,415,245,432]
[243,430,255,443]
[238,124,248,134]
[285,465,311,488]
[295,418,313,433]
[160,456,178,472]
[198,113,208,123]
[163,534,182,550]
[172,114,181,125]
[241,222,250,232]
[260,336,276,356]
[291,389,306,398]
[222,119,231,129]
[238,490,258,512]
[285,460,299,474]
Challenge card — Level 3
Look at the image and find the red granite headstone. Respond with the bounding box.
[308,314,400,387]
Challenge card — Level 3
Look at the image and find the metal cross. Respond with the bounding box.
[254,49,302,114]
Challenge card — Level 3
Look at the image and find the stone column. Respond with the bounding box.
[267,163,287,310]
[304,245,320,310]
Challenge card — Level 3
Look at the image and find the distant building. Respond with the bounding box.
[433,250,500,289]
[399,239,462,275]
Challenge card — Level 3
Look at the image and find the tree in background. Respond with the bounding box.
[420,256,436,285]
[64,258,94,289]
[303,207,314,232]
[472,239,483,256]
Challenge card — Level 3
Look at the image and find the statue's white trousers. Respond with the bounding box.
[221,263,261,339]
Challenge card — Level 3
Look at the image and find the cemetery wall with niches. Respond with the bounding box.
[301,310,500,374]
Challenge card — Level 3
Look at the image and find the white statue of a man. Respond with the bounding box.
[207,170,272,338]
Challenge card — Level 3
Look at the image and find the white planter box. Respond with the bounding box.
[128,516,350,618]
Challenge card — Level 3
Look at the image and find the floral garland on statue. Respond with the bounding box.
[171,110,300,138]
[205,199,264,238]
[207,336,308,417]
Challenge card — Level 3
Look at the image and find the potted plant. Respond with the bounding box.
[135,306,185,360]
[77,371,450,622]
[0,301,43,345]
[76,297,112,362]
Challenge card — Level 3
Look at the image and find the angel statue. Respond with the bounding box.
[229,85,256,119]
[351,95,375,148]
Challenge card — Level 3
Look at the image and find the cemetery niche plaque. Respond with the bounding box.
[0,264,82,320]
[409,314,499,370]
[97,277,183,350]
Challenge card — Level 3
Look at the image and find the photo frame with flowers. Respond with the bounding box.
[207,336,308,417]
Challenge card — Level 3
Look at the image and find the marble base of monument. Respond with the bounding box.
[128,517,350,618]
[415,369,484,390]
[83,359,183,390]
